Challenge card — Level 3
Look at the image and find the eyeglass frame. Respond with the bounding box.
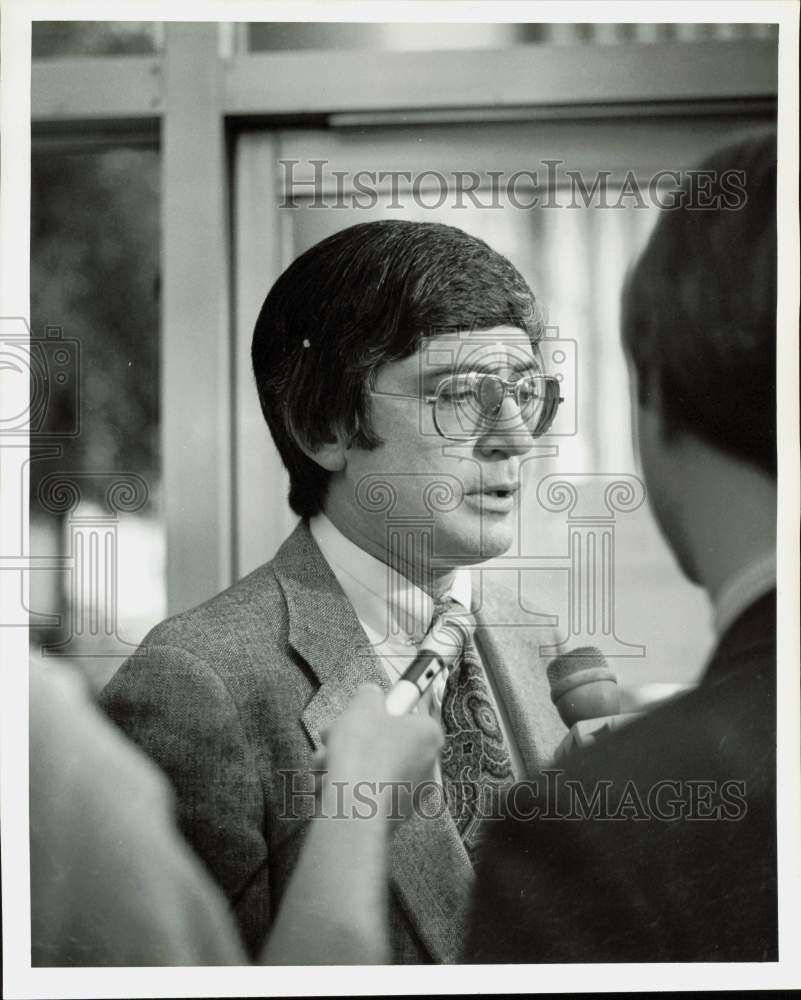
[366,370,564,442]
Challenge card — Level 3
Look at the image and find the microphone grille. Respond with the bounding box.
[546,646,610,686]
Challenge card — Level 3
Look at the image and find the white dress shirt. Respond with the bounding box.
[309,513,522,778]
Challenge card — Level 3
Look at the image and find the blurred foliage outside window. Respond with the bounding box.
[32,21,161,58]
[31,149,160,510]
[31,17,162,513]
[30,147,162,664]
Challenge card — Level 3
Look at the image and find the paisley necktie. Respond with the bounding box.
[435,597,515,865]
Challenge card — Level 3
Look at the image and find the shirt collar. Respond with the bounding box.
[712,550,776,638]
[309,512,472,644]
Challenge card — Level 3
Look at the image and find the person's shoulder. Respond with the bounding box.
[99,519,337,706]
[30,658,247,966]
[97,555,291,744]
[141,521,320,652]
[561,657,772,793]
[31,657,173,810]
[140,556,284,653]
[486,677,761,861]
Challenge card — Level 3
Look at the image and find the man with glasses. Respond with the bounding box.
[101,220,568,963]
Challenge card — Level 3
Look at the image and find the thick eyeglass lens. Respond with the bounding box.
[515,375,548,430]
[434,373,553,439]
[434,374,486,437]
[476,374,506,415]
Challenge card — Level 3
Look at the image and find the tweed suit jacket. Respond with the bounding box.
[467,590,777,962]
[100,520,567,963]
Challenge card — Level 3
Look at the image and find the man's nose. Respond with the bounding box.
[475,396,534,457]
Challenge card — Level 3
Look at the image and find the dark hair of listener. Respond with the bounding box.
[252,220,542,518]
[621,131,777,477]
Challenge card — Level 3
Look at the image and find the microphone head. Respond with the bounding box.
[547,647,620,727]
[547,646,610,687]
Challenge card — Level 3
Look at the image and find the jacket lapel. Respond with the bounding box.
[389,576,566,963]
[388,789,475,964]
[472,571,567,777]
[273,523,389,751]
[272,521,474,963]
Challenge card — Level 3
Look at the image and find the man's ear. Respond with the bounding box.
[291,422,350,472]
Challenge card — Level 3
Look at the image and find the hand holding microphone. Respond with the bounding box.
[311,685,444,822]
[311,606,468,811]
[384,602,474,716]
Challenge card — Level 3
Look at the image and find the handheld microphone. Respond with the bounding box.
[384,607,474,716]
[547,646,621,727]
[547,647,643,757]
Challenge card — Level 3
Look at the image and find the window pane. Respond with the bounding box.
[30,147,163,691]
[246,22,777,52]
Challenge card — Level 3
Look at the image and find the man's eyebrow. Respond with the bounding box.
[423,359,540,380]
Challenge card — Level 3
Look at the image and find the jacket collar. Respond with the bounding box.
[272,520,389,696]
[707,588,776,682]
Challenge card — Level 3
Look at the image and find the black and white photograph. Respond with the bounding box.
[1,1,799,995]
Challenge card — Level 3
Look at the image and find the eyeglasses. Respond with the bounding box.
[368,371,563,442]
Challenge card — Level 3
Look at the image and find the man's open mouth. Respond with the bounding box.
[479,485,518,498]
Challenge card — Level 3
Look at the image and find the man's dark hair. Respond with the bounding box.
[252,220,542,518]
[621,131,777,477]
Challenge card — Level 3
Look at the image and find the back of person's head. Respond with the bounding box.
[621,131,776,478]
[252,220,542,518]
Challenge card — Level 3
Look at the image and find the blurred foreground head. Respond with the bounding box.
[621,132,777,587]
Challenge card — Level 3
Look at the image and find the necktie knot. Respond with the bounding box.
[429,597,474,663]
[431,594,469,620]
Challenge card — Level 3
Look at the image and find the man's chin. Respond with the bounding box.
[433,519,515,567]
